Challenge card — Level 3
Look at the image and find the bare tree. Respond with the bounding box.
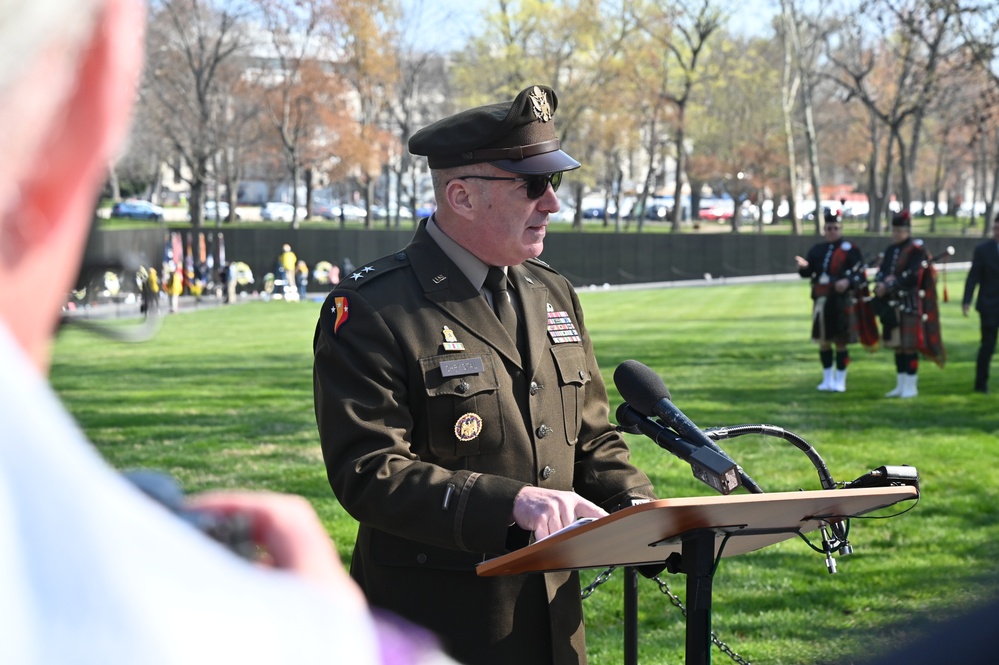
[332,0,400,228]
[250,0,341,229]
[451,0,642,231]
[779,0,834,235]
[824,0,965,232]
[144,0,249,231]
[631,0,724,232]
[957,0,999,235]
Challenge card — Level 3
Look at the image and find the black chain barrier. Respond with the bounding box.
[580,566,752,665]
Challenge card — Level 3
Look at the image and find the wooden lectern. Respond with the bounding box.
[477,487,918,665]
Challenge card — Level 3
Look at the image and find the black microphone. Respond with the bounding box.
[616,403,740,495]
[614,359,718,450]
[615,360,763,494]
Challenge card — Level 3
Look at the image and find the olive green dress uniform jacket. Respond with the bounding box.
[313,220,655,665]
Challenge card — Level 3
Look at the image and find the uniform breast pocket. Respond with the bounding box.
[551,344,591,445]
[420,351,504,457]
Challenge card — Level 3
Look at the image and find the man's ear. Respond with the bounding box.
[17,0,146,245]
[444,179,477,221]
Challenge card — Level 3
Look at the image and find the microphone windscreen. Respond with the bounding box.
[613,360,671,415]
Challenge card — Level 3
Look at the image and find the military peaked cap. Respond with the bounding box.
[408,85,581,175]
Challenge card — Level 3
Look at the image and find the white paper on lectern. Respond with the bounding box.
[537,517,599,541]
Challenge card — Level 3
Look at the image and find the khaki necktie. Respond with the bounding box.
[484,266,519,344]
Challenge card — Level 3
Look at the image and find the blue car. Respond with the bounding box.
[111,199,164,221]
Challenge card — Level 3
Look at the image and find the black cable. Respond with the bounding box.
[704,424,837,490]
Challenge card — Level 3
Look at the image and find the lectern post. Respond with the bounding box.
[683,529,716,665]
[623,567,639,664]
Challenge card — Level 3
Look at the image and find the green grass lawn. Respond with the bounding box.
[51,275,999,665]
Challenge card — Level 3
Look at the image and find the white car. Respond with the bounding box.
[203,201,241,220]
[340,203,368,219]
[260,202,307,222]
[189,201,240,221]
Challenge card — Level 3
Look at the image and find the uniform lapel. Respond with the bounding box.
[509,263,549,377]
[406,226,523,367]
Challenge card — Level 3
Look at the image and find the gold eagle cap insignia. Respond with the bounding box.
[529,86,553,123]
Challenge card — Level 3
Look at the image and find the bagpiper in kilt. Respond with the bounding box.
[872,210,946,398]
[795,208,878,392]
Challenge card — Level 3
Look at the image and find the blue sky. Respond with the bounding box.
[401,0,780,52]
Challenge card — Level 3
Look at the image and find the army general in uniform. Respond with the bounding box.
[313,85,656,665]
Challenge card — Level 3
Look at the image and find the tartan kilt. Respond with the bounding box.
[811,294,859,345]
[883,308,920,349]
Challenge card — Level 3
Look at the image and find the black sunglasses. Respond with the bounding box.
[451,171,563,200]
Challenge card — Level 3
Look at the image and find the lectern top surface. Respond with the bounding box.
[477,487,918,577]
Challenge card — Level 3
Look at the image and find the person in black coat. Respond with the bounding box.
[962,215,999,393]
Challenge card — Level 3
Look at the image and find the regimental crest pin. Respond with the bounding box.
[442,326,465,351]
[455,413,483,442]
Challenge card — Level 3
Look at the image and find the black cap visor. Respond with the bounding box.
[490,149,581,175]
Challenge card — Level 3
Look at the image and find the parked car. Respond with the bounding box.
[550,206,576,222]
[110,199,164,221]
[699,201,735,222]
[260,201,307,222]
[313,202,341,219]
[188,201,240,221]
[415,203,437,218]
[340,203,368,219]
[645,202,672,220]
[371,205,413,220]
[204,201,240,221]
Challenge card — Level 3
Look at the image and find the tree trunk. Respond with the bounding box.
[190,155,208,234]
[290,162,302,230]
[877,132,897,233]
[896,131,911,215]
[929,126,949,234]
[986,133,999,238]
[802,84,822,235]
[779,0,802,235]
[866,111,881,233]
[671,115,686,233]
[108,164,121,202]
[305,167,314,224]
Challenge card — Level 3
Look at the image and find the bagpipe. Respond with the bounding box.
[864,244,954,313]
[866,244,953,366]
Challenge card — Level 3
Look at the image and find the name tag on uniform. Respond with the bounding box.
[440,357,485,377]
